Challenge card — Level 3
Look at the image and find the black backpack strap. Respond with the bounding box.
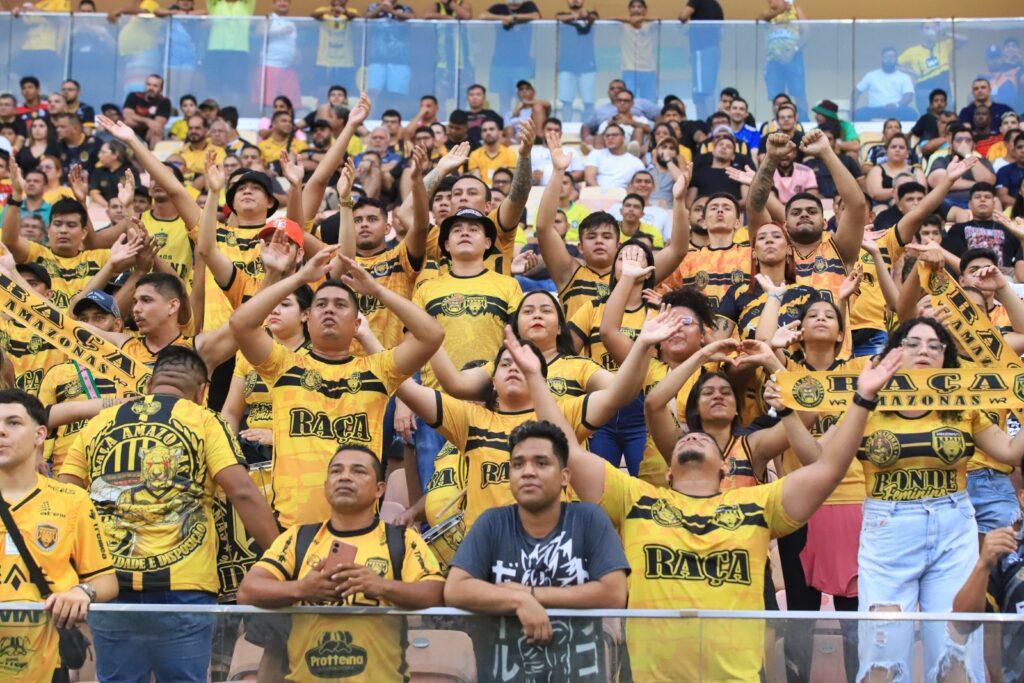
[290,523,323,581]
[0,493,52,598]
[384,523,406,582]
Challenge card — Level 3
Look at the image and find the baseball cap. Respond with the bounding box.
[73,290,121,318]
[438,208,498,260]
[100,103,122,115]
[515,80,533,90]
[812,99,840,120]
[711,124,735,140]
[311,119,331,130]
[199,98,220,110]
[225,170,280,217]
[16,262,51,290]
[257,217,304,247]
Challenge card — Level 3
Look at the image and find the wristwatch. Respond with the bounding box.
[6,198,23,208]
[74,583,97,603]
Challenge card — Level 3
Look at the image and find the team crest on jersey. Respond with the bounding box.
[595,282,610,298]
[43,260,60,278]
[928,269,949,295]
[861,252,875,265]
[26,336,44,354]
[712,505,745,531]
[547,377,567,396]
[650,499,686,527]
[865,430,901,467]
[812,256,827,274]
[0,635,28,660]
[370,261,392,277]
[1014,374,1024,404]
[301,369,324,392]
[64,380,83,399]
[130,401,161,418]
[75,262,92,278]
[791,376,824,408]
[152,233,168,250]
[931,428,967,465]
[35,524,58,551]
[364,557,389,576]
[694,271,709,290]
[441,293,487,316]
[243,371,258,397]
[225,232,239,247]
[343,374,363,394]
[730,270,745,285]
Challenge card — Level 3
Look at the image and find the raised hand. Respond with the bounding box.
[763,373,785,411]
[838,263,863,303]
[754,272,786,297]
[733,339,784,371]
[409,144,428,180]
[798,129,830,158]
[972,264,1008,292]
[638,308,686,346]
[856,347,903,399]
[724,164,756,186]
[109,231,144,272]
[116,170,136,207]
[944,155,978,182]
[296,245,339,283]
[510,250,539,275]
[260,228,301,276]
[618,244,652,280]
[698,338,741,364]
[503,324,543,378]
[68,165,89,203]
[769,320,802,350]
[518,117,536,154]
[436,141,470,176]
[338,255,380,295]
[348,93,372,128]
[766,133,797,161]
[336,159,357,200]
[905,241,944,268]
[205,149,226,192]
[546,130,572,173]
[8,163,23,198]
[671,161,693,201]
[281,151,305,187]
[641,288,663,307]
[95,115,135,142]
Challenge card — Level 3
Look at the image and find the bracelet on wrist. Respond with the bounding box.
[768,292,784,302]
[6,198,23,208]
[852,392,878,411]
[768,405,793,419]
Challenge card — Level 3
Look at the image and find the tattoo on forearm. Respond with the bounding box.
[509,154,533,204]
[421,167,444,197]
[749,159,777,212]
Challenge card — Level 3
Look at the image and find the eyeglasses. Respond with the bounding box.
[615,99,633,104]
[900,338,946,355]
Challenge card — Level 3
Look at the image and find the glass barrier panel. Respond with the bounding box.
[553,18,612,124]
[2,606,1019,683]
[69,14,170,108]
[950,18,1024,120]
[461,20,556,119]
[168,15,268,119]
[7,11,71,94]
[0,13,14,95]
[287,14,366,119]
[751,20,854,126]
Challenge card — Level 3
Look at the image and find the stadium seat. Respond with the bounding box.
[579,186,626,212]
[152,140,181,161]
[407,629,476,682]
[808,633,847,683]
[379,500,406,523]
[385,468,410,508]
[228,633,263,681]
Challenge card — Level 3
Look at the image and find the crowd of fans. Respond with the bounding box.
[1,1,1024,683]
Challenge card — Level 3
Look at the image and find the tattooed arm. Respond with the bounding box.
[749,133,793,229]
[498,119,536,232]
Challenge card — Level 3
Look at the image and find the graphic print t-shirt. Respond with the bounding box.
[451,502,629,683]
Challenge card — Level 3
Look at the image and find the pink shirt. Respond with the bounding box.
[774,163,818,203]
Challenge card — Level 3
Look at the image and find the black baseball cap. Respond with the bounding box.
[225,170,280,217]
[16,262,51,290]
[438,208,498,260]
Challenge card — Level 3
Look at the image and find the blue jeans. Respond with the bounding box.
[852,329,888,357]
[622,70,657,104]
[967,468,1018,533]
[587,395,647,476]
[90,590,216,683]
[690,36,721,118]
[857,492,984,682]
[854,105,919,122]
[764,50,809,120]
[414,416,447,495]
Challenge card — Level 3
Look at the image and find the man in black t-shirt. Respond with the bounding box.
[941,182,1024,280]
[480,0,542,114]
[679,0,723,118]
[465,84,502,150]
[688,129,747,206]
[802,125,865,200]
[122,75,171,149]
[446,421,629,683]
[53,113,102,176]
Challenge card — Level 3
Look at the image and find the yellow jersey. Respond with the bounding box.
[793,235,849,294]
[314,8,360,67]
[255,518,443,682]
[233,352,273,431]
[257,136,309,165]
[38,360,119,472]
[599,463,801,681]
[620,222,664,248]
[200,222,268,331]
[61,394,245,593]
[898,40,953,82]
[0,318,66,395]
[569,300,647,370]
[253,343,408,528]
[0,475,112,682]
[419,207,517,283]
[482,353,604,400]
[412,269,522,390]
[424,442,468,528]
[139,210,195,287]
[24,241,111,310]
[658,243,751,309]
[851,227,905,332]
[559,264,610,320]
[432,392,592,528]
[858,409,993,502]
[356,240,421,350]
[467,145,518,186]
[119,334,195,369]
[175,140,225,177]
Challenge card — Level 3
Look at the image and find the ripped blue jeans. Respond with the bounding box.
[856,491,984,682]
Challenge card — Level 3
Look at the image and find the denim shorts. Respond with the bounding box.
[89,590,216,683]
[856,491,984,682]
[966,468,1018,533]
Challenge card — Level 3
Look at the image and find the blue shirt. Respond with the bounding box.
[996,162,1024,200]
[734,124,762,151]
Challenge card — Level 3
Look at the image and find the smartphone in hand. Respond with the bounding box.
[322,540,359,574]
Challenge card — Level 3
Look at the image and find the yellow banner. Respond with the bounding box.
[0,273,149,396]
[776,367,1024,412]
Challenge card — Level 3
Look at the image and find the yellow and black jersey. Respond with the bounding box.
[418,207,517,285]
[793,235,848,295]
[0,476,113,681]
[432,392,593,528]
[60,394,245,593]
[255,518,443,683]
[201,223,267,332]
[857,409,994,502]
[24,242,111,310]
[424,442,467,528]
[720,435,761,490]
[956,360,1014,476]
[0,318,66,395]
[778,355,868,505]
[412,270,522,390]
[599,463,800,681]
[254,343,408,528]
[483,353,604,399]
[37,361,118,472]
[717,283,826,340]
[569,300,647,371]
[850,227,905,332]
[140,210,195,287]
[559,264,610,320]
[989,303,1012,334]
[356,240,422,350]
[233,352,273,431]
[658,243,751,309]
[120,334,195,369]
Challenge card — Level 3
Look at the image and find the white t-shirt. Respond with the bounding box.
[856,69,914,108]
[266,13,298,68]
[608,202,672,241]
[584,149,646,189]
[531,146,585,186]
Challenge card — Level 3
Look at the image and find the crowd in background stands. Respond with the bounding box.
[2,0,1024,682]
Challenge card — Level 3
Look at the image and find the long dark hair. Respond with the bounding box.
[510,290,576,357]
[608,238,657,298]
[483,341,548,411]
[747,222,797,295]
[881,317,959,370]
[684,371,742,434]
[797,292,845,352]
